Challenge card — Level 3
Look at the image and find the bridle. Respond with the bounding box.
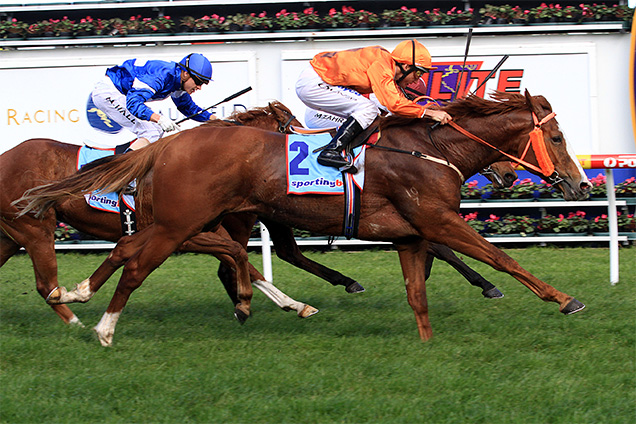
[447,111,563,185]
[221,106,296,134]
[370,108,562,185]
[278,113,296,134]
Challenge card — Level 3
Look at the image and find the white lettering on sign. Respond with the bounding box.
[618,158,636,168]
[603,157,618,168]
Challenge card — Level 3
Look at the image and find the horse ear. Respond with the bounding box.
[524,89,541,116]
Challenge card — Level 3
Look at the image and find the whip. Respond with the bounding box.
[176,86,253,124]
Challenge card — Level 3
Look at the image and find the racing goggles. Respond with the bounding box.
[189,73,206,87]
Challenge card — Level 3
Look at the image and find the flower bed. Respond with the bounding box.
[461,174,636,201]
[1,3,631,39]
[459,210,635,236]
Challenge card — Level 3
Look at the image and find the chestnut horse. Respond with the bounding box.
[17,91,590,346]
[1,102,509,326]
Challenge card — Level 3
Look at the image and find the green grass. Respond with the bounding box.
[1,247,635,423]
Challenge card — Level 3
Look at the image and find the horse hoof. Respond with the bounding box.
[46,286,63,304]
[482,287,504,299]
[346,282,365,293]
[92,327,113,347]
[298,304,319,318]
[68,315,85,327]
[234,307,250,325]
[561,298,585,315]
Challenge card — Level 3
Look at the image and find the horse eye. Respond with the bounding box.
[552,135,563,144]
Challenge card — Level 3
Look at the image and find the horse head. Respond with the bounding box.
[481,161,517,188]
[266,101,303,133]
[522,90,591,200]
[225,101,302,134]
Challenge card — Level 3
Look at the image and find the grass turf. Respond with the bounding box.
[1,247,634,423]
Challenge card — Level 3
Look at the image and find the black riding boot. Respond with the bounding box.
[317,117,363,172]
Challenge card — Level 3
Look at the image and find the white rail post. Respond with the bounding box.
[605,169,619,285]
[260,222,273,282]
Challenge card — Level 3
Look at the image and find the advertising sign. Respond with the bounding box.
[282,48,593,154]
[0,57,251,153]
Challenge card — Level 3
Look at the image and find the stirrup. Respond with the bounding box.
[122,184,137,196]
[339,163,358,174]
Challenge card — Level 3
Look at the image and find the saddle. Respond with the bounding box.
[289,122,380,240]
[78,141,137,236]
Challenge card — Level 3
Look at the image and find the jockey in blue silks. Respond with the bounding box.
[91,53,213,150]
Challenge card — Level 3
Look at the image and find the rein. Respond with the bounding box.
[368,142,465,182]
[370,109,560,185]
[447,111,561,183]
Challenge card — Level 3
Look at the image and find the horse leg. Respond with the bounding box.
[215,214,254,304]
[46,227,153,305]
[215,255,318,318]
[217,216,320,317]
[424,215,583,314]
[1,218,82,325]
[261,218,365,293]
[94,225,243,346]
[178,229,271,323]
[427,243,504,299]
[395,239,433,341]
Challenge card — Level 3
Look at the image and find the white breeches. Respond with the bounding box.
[91,76,164,143]
[304,108,346,129]
[295,65,379,129]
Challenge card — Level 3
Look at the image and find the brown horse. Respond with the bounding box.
[16,91,590,345]
[1,101,508,326]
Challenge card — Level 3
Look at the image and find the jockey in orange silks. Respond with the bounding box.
[295,39,452,172]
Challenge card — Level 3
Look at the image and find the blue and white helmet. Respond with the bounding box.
[178,53,212,85]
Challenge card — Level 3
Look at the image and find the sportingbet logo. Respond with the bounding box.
[290,178,344,189]
[422,61,524,99]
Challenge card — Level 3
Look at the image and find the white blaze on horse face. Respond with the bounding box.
[559,126,589,186]
[93,311,121,347]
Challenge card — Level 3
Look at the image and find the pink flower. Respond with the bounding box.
[486,214,500,222]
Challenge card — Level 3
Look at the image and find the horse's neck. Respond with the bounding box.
[437,111,531,179]
[239,117,277,132]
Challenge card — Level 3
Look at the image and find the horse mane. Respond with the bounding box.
[378,91,546,131]
[443,91,529,118]
[201,101,293,127]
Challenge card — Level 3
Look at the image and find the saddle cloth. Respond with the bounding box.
[286,133,366,195]
[77,146,135,213]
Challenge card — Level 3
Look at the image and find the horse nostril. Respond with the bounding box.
[581,182,592,192]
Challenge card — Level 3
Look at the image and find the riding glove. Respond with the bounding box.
[157,115,181,133]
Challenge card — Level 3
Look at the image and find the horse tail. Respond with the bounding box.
[14,139,171,219]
